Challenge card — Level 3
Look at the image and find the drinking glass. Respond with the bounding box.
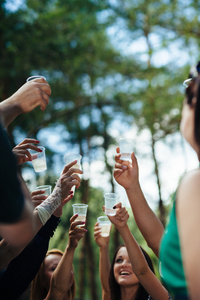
[104,193,119,216]
[119,138,134,161]
[29,146,47,172]
[97,216,111,237]
[72,203,88,227]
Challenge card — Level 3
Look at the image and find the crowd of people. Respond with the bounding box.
[0,61,200,300]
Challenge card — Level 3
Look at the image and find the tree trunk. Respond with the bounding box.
[151,136,166,227]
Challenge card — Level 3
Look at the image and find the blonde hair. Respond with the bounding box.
[30,249,76,300]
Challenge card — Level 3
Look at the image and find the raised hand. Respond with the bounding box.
[12,138,42,165]
[107,202,129,230]
[59,160,83,202]
[10,77,51,113]
[113,147,139,190]
[68,214,87,249]
[31,189,47,208]
[94,222,111,249]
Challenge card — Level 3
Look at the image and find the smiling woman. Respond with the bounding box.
[110,245,154,300]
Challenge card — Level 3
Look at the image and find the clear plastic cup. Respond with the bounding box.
[64,153,82,192]
[29,146,47,173]
[34,185,52,196]
[26,75,46,82]
[97,216,111,237]
[72,203,88,227]
[119,138,134,161]
[104,193,119,216]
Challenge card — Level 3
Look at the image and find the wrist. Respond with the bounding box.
[99,244,109,251]
[117,224,129,234]
[126,181,142,194]
[68,241,77,250]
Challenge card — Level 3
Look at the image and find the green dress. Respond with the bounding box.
[159,197,188,297]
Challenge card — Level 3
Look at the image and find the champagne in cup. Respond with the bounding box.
[64,153,82,193]
[72,203,88,227]
[29,146,47,173]
[97,216,111,237]
[104,193,119,216]
[119,138,134,161]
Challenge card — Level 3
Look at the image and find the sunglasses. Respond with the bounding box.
[183,62,200,87]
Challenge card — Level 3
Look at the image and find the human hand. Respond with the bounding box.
[94,222,110,249]
[113,147,139,190]
[53,194,73,218]
[105,202,129,230]
[31,189,47,208]
[68,214,87,249]
[59,160,83,202]
[9,77,51,113]
[12,138,42,165]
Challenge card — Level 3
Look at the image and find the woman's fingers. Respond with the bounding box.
[17,138,39,145]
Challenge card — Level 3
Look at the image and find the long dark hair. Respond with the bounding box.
[109,245,154,300]
[185,62,200,150]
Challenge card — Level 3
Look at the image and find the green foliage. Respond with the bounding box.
[2,0,200,298]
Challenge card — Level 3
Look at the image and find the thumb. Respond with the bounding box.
[131,152,138,167]
[113,202,122,209]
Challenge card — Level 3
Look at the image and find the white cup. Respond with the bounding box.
[104,193,119,216]
[119,138,134,161]
[72,203,88,227]
[34,185,52,196]
[97,216,111,237]
[29,146,47,173]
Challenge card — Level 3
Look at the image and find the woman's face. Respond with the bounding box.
[43,254,74,291]
[113,246,139,287]
[43,254,62,290]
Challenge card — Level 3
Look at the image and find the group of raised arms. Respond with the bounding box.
[1,61,200,300]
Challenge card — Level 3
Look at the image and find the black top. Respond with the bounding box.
[0,215,60,300]
[0,122,24,223]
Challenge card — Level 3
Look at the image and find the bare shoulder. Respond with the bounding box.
[177,168,200,211]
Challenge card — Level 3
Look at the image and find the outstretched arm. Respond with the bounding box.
[46,215,86,300]
[108,203,169,300]
[0,77,51,128]
[94,222,111,300]
[114,147,164,257]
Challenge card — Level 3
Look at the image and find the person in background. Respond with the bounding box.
[113,62,200,300]
[94,204,170,300]
[30,214,86,300]
[0,169,80,300]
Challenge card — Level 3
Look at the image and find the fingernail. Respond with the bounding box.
[113,206,116,209]
[122,165,127,169]
[70,191,73,194]
[36,140,40,143]
[81,221,86,224]
[85,229,87,232]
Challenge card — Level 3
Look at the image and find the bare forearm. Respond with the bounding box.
[99,246,111,294]
[118,225,149,276]
[50,245,75,293]
[126,185,164,257]
[0,97,21,128]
